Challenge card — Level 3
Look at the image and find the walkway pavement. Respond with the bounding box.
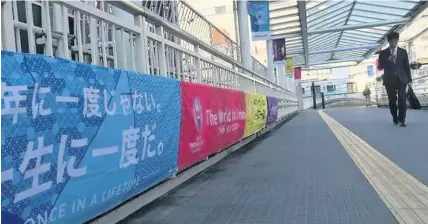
[121,107,428,224]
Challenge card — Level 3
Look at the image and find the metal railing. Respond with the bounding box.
[375,67,428,108]
[1,0,295,104]
[303,85,372,109]
[139,0,268,78]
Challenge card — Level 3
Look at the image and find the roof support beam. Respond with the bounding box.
[297,1,309,68]
[364,1,428,60]
[309,57,365,66]
[331,1,357,60]
[308,18,411,35]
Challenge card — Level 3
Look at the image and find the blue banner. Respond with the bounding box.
[1,51,181,224]
[248,1,271,40]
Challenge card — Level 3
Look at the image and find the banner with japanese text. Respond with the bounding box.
[248,1,271,40]
[178,82,246,170]
[285,57,294,74]
[266,96,279,123]
[1,51,181,224]
[243,93,267,138]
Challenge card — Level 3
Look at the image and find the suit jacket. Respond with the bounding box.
[378,47,412,86]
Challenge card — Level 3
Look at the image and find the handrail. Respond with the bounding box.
[108,0,294,95]
[414,74,428,81]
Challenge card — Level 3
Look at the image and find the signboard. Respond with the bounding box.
[266,96,279,123]
[248,1,271,40]
[367,65,374,78]
[285,57,294,74]
[178,82,246,170]
[273,39,286,64]
[244,93,267,138]
[294,67,302,80]
[1,51,181,224]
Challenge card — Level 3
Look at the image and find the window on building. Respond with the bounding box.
[327,85,336,92]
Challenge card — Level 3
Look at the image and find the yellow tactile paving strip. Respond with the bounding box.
[318,110,428,224]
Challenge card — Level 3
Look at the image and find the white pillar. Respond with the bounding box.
[237,0,252,70]
[1,1,16,51]
[266,40,274,82]
[295,81,303,110]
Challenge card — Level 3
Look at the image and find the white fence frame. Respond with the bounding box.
[1,0,297,106]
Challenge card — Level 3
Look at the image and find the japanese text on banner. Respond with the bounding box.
[244,93,267,138]
[1,51,181,224]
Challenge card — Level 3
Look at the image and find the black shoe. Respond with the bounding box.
[393,118,398,125]
[400,121,407,127]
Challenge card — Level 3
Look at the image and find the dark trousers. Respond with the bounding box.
[385,76,407,122]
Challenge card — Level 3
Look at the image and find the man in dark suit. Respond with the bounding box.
[378,32,412,126]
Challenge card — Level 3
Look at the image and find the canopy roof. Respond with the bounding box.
[269,0,428,68]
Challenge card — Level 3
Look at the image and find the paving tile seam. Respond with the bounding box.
[318,110,428,224]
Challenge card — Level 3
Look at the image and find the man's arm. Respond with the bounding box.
[378,51,384,70]
[403,50,412,83]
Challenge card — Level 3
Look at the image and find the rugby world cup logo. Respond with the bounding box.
[193,97,203,132]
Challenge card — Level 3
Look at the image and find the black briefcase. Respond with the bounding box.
[407,86,422,109]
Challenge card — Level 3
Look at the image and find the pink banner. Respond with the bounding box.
[294,67,301,80]
[178,82,246,170]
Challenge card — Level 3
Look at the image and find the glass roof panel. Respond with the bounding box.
[341,34,379,42]
[310,53,332,63]
[268,0,426,67]
[269,0,297,11]
[272,21,301,31]
[306,1,326,11]
[343,30,383,39]
[356,2,412,16]
[350,11,400,21]
[338,39,372,46]
[353,5,406,18]
[307,1,352,23]
[309,16,348,31]
[270,7,298,18]
[270,15,300,25]
[334,50,368,58]
[308,8,350,28]
[358,1,418,10]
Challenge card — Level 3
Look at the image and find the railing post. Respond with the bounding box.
[253,80,257,93]
[155,25,167,76]
[135,15,149,73]
[1,1,16,51]
[90,15,98,65]
[25,1,36,54]
[61,4,70,59]
[194,44,202,82]
[311,82,317,109]
[42,1,53,56]
[321,92,325,109]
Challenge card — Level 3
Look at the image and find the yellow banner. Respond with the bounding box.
[285,57,294,73]
[244,93,267,138]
